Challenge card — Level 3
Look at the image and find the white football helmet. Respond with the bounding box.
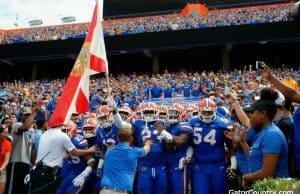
[98,105,113,128]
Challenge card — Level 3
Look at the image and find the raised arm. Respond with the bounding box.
[263,66,300,103]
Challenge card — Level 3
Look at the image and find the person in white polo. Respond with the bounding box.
[29,119,97,194]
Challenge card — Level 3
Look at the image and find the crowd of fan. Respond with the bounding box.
[0,3,293,44]
[0,66,299,193]
[0,66,299,123]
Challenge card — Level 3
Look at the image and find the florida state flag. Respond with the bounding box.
[48,0,108,127]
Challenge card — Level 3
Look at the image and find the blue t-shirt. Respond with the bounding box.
[101,142,144,191]
[236,127,259,174]
[163,88,173,98]
[248,123,289,178]
[182,86,191,98]
[294,107,300,171]
[150,86,163,98]
[46,101,56,121]
[191,86,200,97]
[35,109,46,121]
[34,129,43,153]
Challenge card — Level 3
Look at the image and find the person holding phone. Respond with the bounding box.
[262,65,300,177]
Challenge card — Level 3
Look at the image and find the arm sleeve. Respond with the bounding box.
[63,134,76,152]
[112,113,132,129]
[178,123,193,135]
[134,147,145,158]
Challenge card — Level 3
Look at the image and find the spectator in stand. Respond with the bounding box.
[150,81,163,99]
[0,100,8,124]
[182,81,191,98]
[33,119,47,154]
[283,73,298,90]
[6,106,39,194]
[0,125,12,194]
[0,4,292,44]
[45,95,59,121]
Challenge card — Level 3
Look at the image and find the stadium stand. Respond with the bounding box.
[0,3,293,44]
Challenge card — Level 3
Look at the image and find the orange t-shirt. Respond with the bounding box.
[284,79,298,90]
[0,139,12,166]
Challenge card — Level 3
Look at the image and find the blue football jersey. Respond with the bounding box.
[65,134,89,174]
[133,119,165,167]
[189,116,230,163]
[96,124,120,153]
[165,122,193,167]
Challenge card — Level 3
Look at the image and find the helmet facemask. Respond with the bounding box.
[168,109,180,124]
[199,110,216,123]
[142,110,156,122]
[98,115,113,129]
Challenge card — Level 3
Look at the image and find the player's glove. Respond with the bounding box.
[107,99,117,111]
[72,166,92,187]
[160,130,173,142]
[178,157,191,169]
[226,168,238,180]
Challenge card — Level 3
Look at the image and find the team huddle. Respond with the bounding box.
[56,97,235,194]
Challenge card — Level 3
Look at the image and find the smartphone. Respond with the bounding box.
[255,61,266,70]
[224,85,230,95]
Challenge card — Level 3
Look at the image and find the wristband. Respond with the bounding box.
[186,147,193,158]
[87,158,95,165]
[98,159,104,169]
[230,156,237,169]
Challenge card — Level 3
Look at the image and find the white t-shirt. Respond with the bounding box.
[36,127,75,167]
[10,122,34,165]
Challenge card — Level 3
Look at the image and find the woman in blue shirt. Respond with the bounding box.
[241,100,289,189]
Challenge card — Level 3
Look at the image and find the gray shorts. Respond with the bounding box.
[0,170,6,183]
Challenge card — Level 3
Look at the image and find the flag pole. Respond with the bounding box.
[105,72,111,99]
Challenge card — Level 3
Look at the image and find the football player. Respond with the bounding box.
[189,98,233,194]
[133,102,168,194]
[161,103,193,194]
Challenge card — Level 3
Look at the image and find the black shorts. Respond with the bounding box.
[29,163,61,194]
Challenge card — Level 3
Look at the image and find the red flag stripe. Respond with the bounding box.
[85,2,98,43]
[48,76,81,127]
[89,54,107,72]
[76,88,90,113]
